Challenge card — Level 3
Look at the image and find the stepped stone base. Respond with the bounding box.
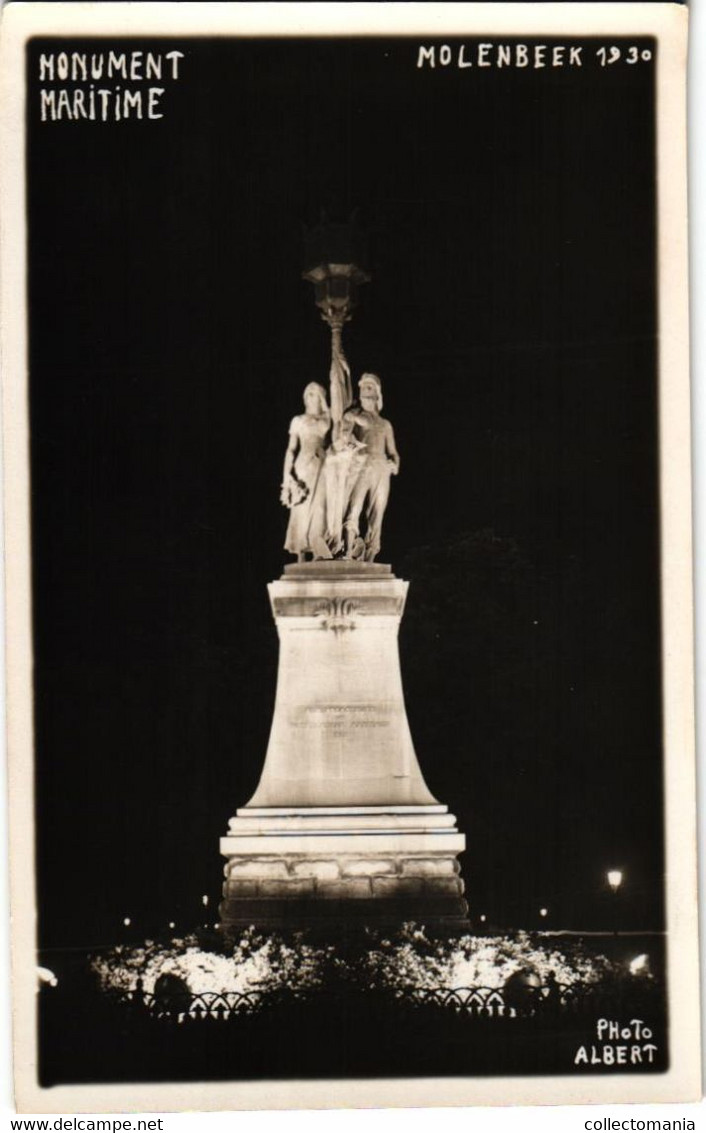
[220,806,469,934]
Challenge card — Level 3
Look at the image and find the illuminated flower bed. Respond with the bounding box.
[90,925,625,1005]
[91,928,334,999]
[359,926,614,992]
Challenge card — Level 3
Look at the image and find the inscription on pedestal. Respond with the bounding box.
[291,705,392,730]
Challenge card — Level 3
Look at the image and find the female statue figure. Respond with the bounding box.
[280,382,331,561]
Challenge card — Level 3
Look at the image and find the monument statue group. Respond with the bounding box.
[220,219,468,935]
[281,370,399,564]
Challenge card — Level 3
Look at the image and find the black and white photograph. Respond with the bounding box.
[0,1,699,1112]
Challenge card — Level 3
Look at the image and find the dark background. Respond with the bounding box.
[27,36,660,950]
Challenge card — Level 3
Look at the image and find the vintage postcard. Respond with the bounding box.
[0,1,699,1113]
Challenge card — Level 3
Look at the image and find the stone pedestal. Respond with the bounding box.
[220,562,468,933]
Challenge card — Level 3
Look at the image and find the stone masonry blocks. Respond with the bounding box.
[222,855,465,899]
[221,840,468,929]
[341,858,398,877]
[257,878,315,898]
[227,859,289,879]
[372,876,427,898]
[400,858,459,877]
[314,878,373,899]
[427,877,464,896]
[225,879,261,898]
[290,860,341,880]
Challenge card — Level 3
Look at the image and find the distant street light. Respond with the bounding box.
[479,914,486,923]
[539,907,548,918]
[607,870,623,893]
[606,869,624,939]
[123,917,131,927]
[202,895,209,907]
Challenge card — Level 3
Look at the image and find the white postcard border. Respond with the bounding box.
[0,1,698,1112]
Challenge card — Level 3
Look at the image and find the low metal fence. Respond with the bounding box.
[134,990,272,1019]
[126,982,615,1021]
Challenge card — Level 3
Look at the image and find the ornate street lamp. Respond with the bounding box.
[302,213,370,436]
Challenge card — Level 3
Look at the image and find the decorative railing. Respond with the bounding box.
[393,986,520,1016]
[134,990,273,1019]
[122,982,613,1021]
[389,983,610,1017]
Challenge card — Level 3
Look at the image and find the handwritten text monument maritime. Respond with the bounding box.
[37,50,185,122]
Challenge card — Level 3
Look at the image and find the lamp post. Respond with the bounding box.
[301,214,371,555]
[302,214,370,441]
[606,869,623,939]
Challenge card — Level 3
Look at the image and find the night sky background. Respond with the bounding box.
[27,36,660,951]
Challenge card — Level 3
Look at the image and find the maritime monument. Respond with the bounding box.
[220,219,469,933]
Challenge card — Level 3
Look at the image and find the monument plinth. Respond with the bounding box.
[220,562,468,932]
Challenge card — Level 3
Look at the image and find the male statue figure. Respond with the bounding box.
[342,373,400,561]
